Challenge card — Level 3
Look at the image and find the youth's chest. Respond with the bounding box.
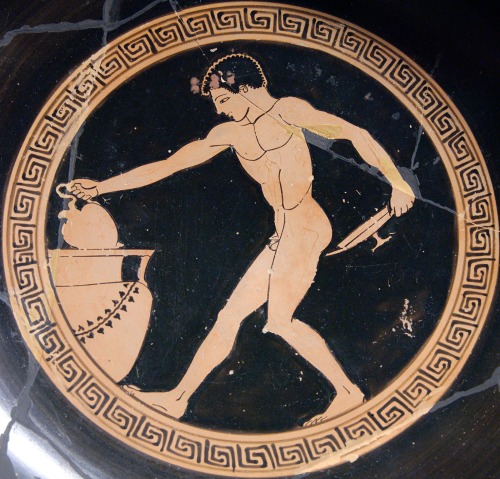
[253,113,294,151]
[232,115,293,161]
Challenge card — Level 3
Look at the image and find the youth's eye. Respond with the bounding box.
[220,97,230,104]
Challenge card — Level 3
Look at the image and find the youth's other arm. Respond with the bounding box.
[278,97,415,216]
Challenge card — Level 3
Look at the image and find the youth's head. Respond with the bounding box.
[201,54,267,121]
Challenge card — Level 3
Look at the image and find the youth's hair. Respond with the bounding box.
[201,54,267,96]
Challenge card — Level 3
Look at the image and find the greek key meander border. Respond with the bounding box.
[3,3,498,476]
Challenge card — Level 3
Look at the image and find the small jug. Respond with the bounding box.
[56,183,123,250]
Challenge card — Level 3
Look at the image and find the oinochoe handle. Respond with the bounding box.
[56,183,98,204]
[56,183,75,199]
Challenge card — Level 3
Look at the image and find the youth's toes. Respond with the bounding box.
[121,384,140,396]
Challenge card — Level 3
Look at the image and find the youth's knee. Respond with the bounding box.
[262,318,293,339]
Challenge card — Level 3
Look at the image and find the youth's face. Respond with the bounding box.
[210,87,249,122]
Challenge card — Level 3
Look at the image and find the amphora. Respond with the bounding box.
[49,185,154,382]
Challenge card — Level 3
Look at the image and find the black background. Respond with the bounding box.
[0,1,498,478]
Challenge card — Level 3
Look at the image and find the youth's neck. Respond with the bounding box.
[241,88,278,123]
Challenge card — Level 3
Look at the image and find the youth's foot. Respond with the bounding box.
[303,385,365,427]
[122,386,188,419]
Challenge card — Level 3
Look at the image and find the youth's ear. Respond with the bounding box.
[239,85,249,94]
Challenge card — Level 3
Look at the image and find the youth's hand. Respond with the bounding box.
[67,179,100,201]
[390,187,415,217]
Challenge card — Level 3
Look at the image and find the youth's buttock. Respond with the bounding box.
[284,197,333,248]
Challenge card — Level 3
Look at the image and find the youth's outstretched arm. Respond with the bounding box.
[68,125,231,200]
